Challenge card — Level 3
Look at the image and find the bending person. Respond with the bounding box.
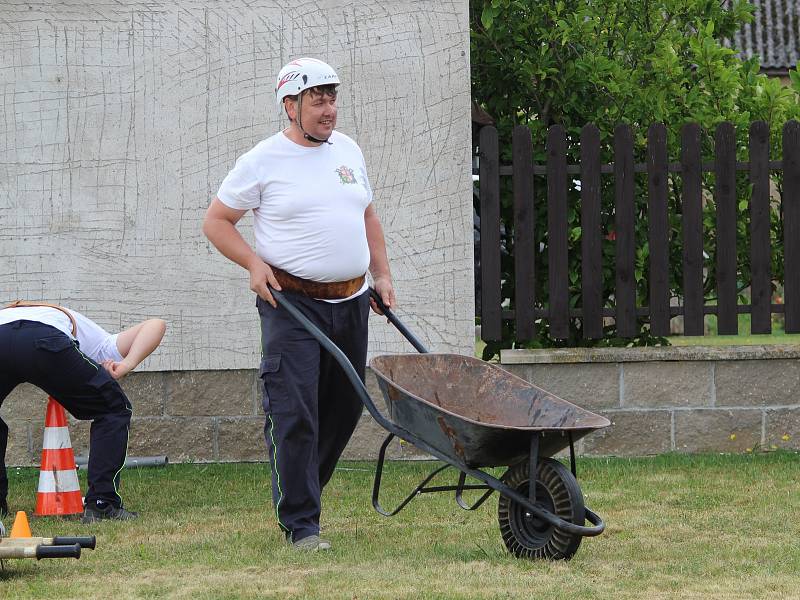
[0,301,166,521]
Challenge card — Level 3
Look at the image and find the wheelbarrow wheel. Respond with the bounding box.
[498,458,585,560]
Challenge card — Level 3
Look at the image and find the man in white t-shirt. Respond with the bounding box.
[202,57,396,551]
[0,302,166,522]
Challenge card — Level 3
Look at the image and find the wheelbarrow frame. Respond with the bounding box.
[270,288,605,539]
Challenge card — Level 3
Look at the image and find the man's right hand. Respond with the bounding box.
[248,258,282,307]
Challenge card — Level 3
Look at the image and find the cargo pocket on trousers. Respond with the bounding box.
[81,368,130,419]
[33,335,73,353]
[259,355,284,415]
[32,334,79,382]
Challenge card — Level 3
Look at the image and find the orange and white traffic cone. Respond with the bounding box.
[34,397,83,517]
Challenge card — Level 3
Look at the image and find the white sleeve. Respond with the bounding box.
[96,333,124,363]
[217,155,262,210]
[72,311,122,363]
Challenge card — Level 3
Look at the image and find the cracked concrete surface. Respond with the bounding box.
[0,1,474,371]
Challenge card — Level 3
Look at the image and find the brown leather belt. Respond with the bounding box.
[270,266,366,300]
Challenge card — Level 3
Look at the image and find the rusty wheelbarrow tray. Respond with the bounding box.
[370,353,609,467]
[272,289,610,560]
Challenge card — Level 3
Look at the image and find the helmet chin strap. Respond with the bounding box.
[295,94,333,145]
[302,130,333,145]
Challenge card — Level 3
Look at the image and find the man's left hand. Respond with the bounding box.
[101,359,133,380]
[370,277,396,315]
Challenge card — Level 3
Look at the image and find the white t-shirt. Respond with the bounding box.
[0,306,124,363]
[217,130,372,287]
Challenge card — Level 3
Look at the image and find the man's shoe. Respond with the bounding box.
[81,503,138,523]
[290,534,331,551]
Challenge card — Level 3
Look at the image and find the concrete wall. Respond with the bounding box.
[0,0,474,464]
[0,1,475,373]
[1,1,476,465]
[501,346,800,456]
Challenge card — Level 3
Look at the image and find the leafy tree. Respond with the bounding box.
[471,0,800,359]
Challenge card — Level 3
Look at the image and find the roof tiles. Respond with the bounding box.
[727,0,799,72]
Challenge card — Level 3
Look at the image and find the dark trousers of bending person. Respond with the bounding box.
[0,321,131,514]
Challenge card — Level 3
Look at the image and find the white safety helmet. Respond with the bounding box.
[275,58,340,115]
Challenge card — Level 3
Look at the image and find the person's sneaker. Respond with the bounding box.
[81,502,138,523]
[289,534,331,551]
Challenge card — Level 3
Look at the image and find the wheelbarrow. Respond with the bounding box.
[271,288,610,560]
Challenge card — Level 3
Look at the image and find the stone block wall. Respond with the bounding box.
[1,368,429,467]
[4,345,798,466]
[501,346,800,456]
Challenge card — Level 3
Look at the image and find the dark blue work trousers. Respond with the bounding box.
[257,291,369,543]
[0,321,132,509]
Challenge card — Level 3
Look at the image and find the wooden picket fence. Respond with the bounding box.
[477,121,800,342]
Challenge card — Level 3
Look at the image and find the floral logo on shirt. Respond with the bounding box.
[336,165,358,184]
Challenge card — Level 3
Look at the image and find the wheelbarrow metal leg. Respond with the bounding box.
[455,471,495,511]
[372,432,452,516]
[371,432,395,515]
[568,432,576,478]
[528,434,539,504]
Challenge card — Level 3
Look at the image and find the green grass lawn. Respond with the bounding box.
[669,332,800,345]
[475,313,800,355]
[1,453,798,599]
[668,313,800,346]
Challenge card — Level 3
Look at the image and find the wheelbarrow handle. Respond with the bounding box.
[269,288,396,433]
[368,289,429,354]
